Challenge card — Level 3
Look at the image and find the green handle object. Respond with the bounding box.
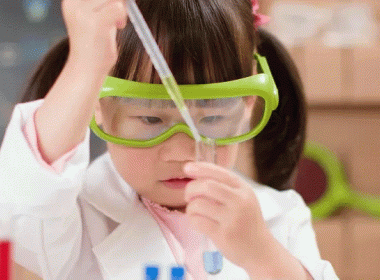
[299,142,380,220]
[348,191,380,218]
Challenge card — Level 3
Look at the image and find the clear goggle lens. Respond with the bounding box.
[97,96,265,141]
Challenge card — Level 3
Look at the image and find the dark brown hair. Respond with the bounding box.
[21,0,256,102]
[254,29,307,190]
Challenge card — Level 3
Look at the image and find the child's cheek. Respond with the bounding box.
[106,143,157,183]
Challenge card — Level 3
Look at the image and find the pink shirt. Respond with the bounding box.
[141,197,210,279]
[22,110,209,279]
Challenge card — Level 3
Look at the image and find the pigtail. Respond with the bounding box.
[255,29,307,191]
[20,37,70,103]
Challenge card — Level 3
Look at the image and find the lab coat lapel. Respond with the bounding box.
[82,153,177,279]
[92,200,177,280]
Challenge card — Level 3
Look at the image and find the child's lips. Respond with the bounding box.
[162,178,194,189]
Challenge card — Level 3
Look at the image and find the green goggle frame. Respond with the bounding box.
[90,53,279,147]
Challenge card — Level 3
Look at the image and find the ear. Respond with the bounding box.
[94,100,103,125]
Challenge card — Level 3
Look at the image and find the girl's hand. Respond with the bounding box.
[62,0,128,73]
[183,161,271,271]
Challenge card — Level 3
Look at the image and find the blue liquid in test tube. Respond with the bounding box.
[203,251,223,274]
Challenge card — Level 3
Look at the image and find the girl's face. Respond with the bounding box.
[106,135,240,211]
[96,95,256,211]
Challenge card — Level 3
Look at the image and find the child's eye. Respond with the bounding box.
[137,116,163,125]
[200,116,224,124]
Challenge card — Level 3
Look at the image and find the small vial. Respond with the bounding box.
[0,206,14,280]
[144,265,159,280]
[0,240,12,280]
[170,266,185,280]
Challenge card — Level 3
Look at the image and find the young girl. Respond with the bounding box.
[0,0,338,279]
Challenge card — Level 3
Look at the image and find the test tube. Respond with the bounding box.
[195,138,216,163]
[195,139,223,276]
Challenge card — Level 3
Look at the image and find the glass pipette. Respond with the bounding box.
[126,0,201,142]
[126,0,223,276]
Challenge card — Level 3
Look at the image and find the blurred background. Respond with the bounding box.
[0,0,379,279]
[261,0,380,279]
[0,0,61,139]
[0,0,107,161]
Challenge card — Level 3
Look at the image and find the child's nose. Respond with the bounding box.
[159,132,195,162]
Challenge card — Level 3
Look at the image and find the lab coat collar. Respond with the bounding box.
[92,200,179,279]
[81,152,142,224]
[81,153,179,279]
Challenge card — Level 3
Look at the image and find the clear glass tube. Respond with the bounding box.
[195,138,216,163]
[127,0,201,142]
[195,139,223,276]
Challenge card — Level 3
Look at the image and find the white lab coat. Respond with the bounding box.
[0,100,339,280]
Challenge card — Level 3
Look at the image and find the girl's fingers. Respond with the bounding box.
[188,214,219,237]
[79,0,122,10]
[186,198,220,236]
[185,179,239,206]
[62,0,127,72]
[92,0,126,12]
[186,196,222,223]
[68,0,127,25]
[184,162,245,189]
[93,1,127,27]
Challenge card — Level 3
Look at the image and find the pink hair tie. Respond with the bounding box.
[252,0,270,28]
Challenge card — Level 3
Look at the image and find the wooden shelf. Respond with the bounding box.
[307,103,380,111]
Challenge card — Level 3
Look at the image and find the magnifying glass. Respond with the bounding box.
[294,142,380,220]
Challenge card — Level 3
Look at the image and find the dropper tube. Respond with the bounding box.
[126,0,201,143]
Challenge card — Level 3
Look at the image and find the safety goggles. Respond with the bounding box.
[90,53,278,148]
